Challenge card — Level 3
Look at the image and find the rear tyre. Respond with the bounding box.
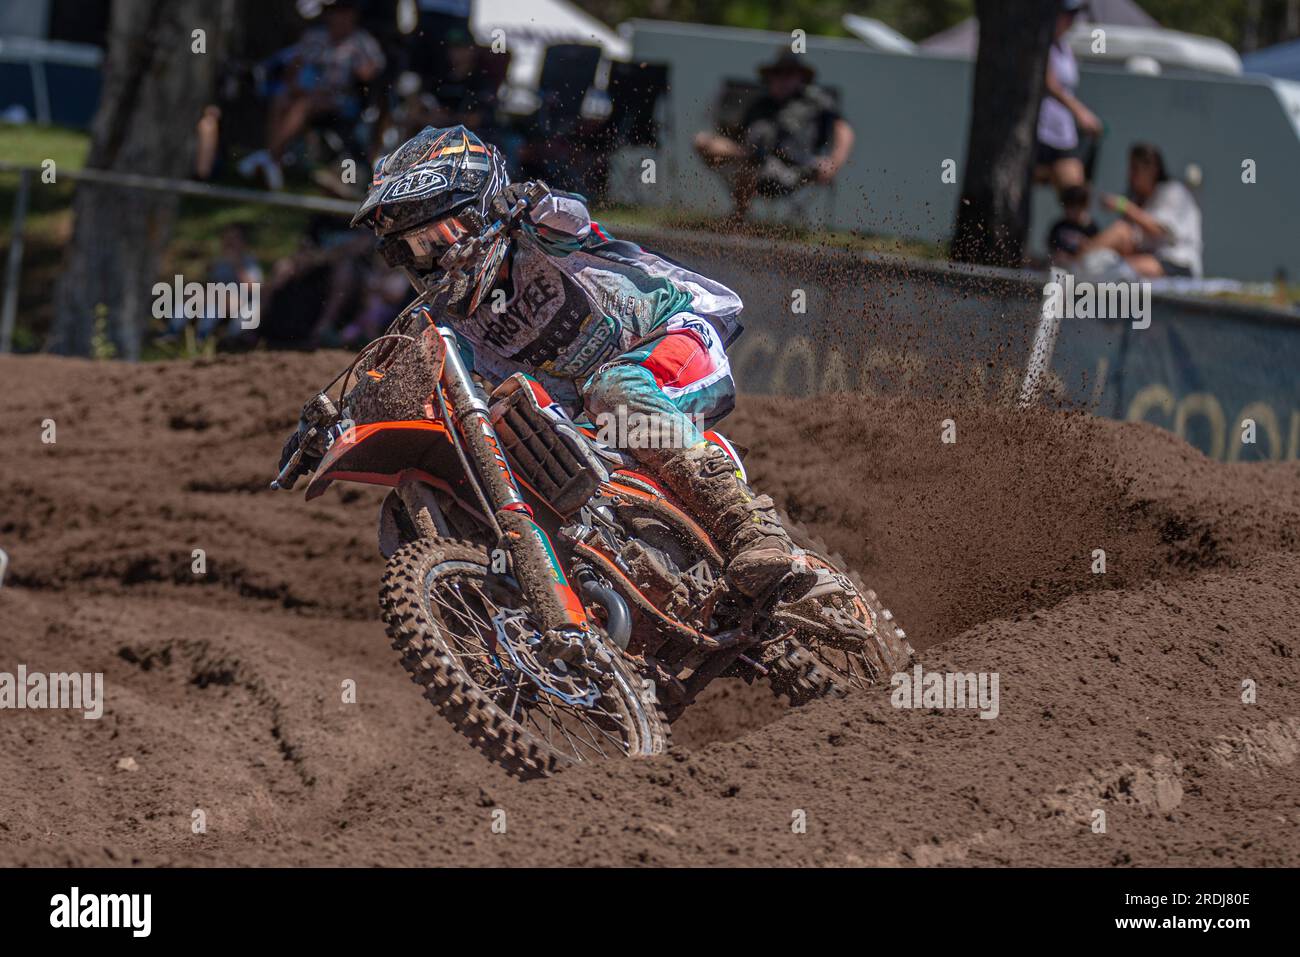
[773,512,915,694]
[381,538,669,779]
[766,639,847,705]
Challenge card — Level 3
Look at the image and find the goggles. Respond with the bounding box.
[403,214,473,257]
[379,210,485,269]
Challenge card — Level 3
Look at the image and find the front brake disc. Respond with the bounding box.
[491,611,601,707]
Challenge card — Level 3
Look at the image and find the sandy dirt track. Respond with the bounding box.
[1,351,1298,866]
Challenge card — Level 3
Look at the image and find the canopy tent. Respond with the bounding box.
[840,14,916,54]
[1074,25,1241,75]
[920,0,1156,55]
[470,0,629,92]
[916,0,1240,76]
[1243,37,1300,81]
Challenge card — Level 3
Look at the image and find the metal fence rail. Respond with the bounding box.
[0,160,355,214]
[0,160,356,351]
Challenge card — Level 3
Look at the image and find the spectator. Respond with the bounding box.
[1082,143,1203,278]
[693,49,854,220]
[1033,0,1102,194]
[194,105,223,182]
[339,252,412,347]
[162,224,262,343]
[423,28,497,132]
[259,217,372,348]
[238,0,385,190]
[207,224,264,339]
[407,0,473,80]
[1047,184,1097,265]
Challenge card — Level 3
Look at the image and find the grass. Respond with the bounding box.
[0,122,90,171]
[0,125,86,351]
[0,124,333,354]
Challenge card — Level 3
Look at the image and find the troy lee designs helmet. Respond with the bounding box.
[351,125,510,313]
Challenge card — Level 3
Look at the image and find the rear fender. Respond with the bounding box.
[600,472,724,567]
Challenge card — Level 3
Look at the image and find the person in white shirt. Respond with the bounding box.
[1033,0,1103,194]
[1083,142,1203,278]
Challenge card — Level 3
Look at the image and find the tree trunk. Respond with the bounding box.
[1242,0,1262,52]
[950,0,1056,268]
[49,0,226,358]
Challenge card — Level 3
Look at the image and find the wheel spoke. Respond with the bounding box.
[419,563,642,766]
[533,692,626,755]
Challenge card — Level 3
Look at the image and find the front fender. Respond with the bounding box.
[305,419,459,500]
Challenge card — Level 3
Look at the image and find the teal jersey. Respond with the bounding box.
[448,192,743,399]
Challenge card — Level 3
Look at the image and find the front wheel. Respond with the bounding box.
[381,538,669,778]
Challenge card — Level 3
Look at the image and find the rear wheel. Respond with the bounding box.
[770,513,915,695]
[766,639,846,705]
[381,538,669,778]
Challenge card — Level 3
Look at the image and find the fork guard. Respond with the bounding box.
[490,374,609,516]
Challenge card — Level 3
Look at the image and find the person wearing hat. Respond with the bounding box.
[693,48,854,220]
[1034,0,1102,195]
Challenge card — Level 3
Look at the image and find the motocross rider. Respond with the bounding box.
[283,126,812,602]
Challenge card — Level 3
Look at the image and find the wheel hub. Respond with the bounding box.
[491,611,601,707]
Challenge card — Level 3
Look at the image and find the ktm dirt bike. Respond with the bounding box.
[273,201,913,778]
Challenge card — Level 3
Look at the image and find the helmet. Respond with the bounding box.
[352,126,511,311]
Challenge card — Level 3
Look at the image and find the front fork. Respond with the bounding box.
[436,327,591,638]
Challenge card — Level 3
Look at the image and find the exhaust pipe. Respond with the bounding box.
[578,577,632,651]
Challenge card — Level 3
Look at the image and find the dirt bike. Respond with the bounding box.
[272,198,913,778]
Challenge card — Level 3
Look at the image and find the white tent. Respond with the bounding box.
[917,0,1241,76]
[920,0,1158,55]
[841,15,916,55]
[470,0,629,92]
[1065,25,1241,75]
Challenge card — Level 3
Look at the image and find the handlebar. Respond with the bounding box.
[436,193,532,276]
[270,425,318,491]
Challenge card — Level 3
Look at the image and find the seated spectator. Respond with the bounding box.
[238,0,385,190]
[423,28,498,133]
[207,224,263,340]
[162,224,263,344]
[693,49,854,220]
[1033,0,1102,194]
[390,29,517,168]
[407,0,473,80]
[339,253,412,348]
[258,216,372,348]
[1047,184,1097,266]
[1082,143,1203,278]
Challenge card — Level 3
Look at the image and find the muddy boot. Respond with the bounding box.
[653,444,816,600]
